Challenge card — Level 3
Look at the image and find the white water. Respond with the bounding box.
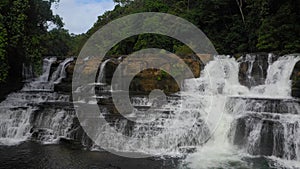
[245,54,256,84]
[39,57,57,82]
[0,57,74,145]
[183,111,245,169]
[241,54,257,86]
[184,55,249,95]
[97,59,111,84]
[250,55,300,97]
[183,54,300,169]
[1,54,300,168]
[182,56,248,168]
[22,57,58,92]
[0,106,37,145]
[32,109,75,144]
[73,54,300,168]
[81,56,250,160]
[51,57,74,84]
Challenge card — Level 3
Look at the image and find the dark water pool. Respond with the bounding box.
[0,142,179,169]
[0,142,280,169]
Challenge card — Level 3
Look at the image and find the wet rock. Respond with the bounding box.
[233,115,285,158]
[238,53,274,87]
[292,60,300,98]
[53,60,75,96]
[73,54,201,94]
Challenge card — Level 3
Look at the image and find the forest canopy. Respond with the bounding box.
[82,0,299,56]
[0,0,299,83]
[0,0,65,82]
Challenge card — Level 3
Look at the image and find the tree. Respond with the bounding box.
[256,0,300,54]
[42,28,72,56]
[0,0,63,82]
[0,14,8,82]
[73,0,299,57]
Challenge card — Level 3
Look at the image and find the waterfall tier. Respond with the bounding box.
[1,54,300,168]
[0,57,78,145]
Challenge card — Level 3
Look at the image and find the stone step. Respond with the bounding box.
[227,96,300,114]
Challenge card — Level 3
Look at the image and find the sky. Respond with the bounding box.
[51,0,116,34]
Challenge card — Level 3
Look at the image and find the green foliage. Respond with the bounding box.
[1,0,299,83]
[42,28,73,56]
[0,0,62,82]
[256,0,300,54]
[174,45,194,56]
[0,14,8,82]
[73,0,299,56]
[157,70,168,81]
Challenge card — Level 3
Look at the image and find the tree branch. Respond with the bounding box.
[236,0,245,24]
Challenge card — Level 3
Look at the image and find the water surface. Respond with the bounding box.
[0,142,179,169]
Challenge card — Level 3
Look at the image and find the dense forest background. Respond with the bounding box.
[0,0,299,84]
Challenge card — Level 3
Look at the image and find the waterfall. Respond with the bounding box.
[0,106,37,145]
[22,57,58,92]
[22,63,34,81]
[1,54,300,168]
[74,54,300,167]
[184,55,248,95]
[244,54,256,86]
[39,57,57,82]
[250,55,300,97]
[0,57,76,145]
[183,54,300,168]
[50,57,74,84]
[31,108,75,144]
[182,56,249,168]
[238,53,275,87]
[97,59,110,84]
[86,56,249,156]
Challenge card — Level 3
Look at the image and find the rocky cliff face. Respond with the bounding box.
[238,53,273,87]
[53,60,75,95]
[61,54,202,94]
[59,53,300,98]
[291,61,300,98]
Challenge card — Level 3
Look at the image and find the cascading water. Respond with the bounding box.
[22,57,57,92]
[183,55,248,95]
[22,63,34,81]
[39,57,57,82]
[238,53,275,88]
[240,54,256,87]
[182,56,249,168]
[51,57,74,84]
[0,57,76,145]
[78,56,249,158]
[73,54,300,168]
[1,54,300,168]
[250,55,300,97]
[183,54,300,169]
[97,59,111,84]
